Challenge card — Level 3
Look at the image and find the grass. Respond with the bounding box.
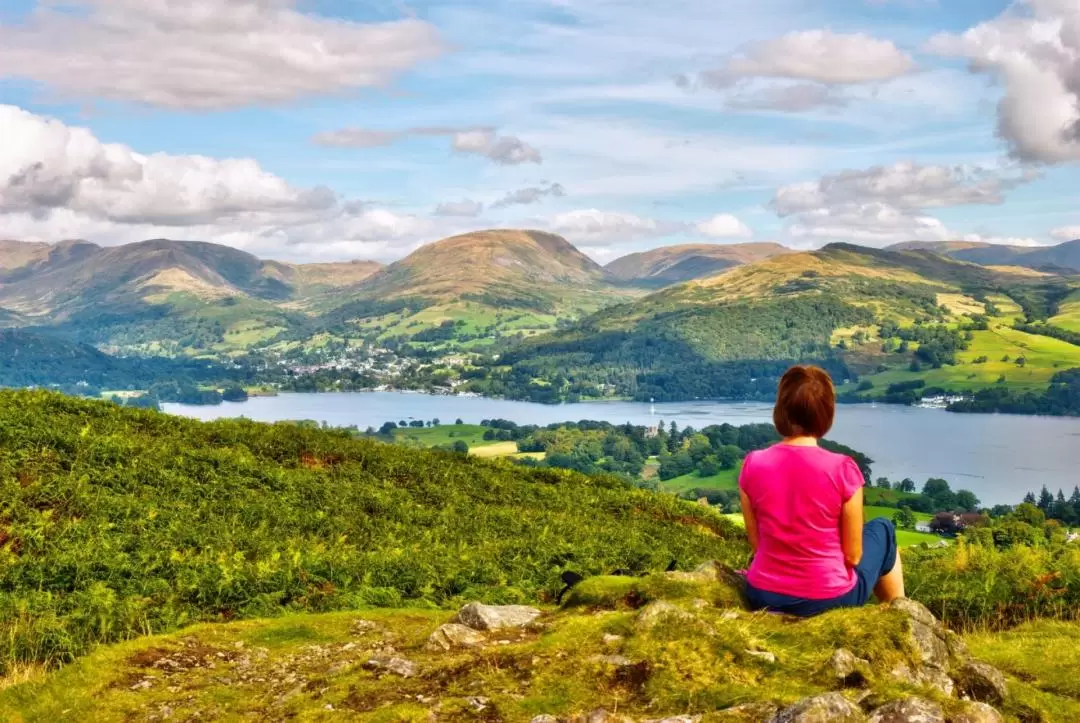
[864,506,932,524]
[1050,291,1080,332]
[658,467,740,495]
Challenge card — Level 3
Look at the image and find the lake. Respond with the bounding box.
[164,392,1080,505]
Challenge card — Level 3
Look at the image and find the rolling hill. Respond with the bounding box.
[890,239,1080,274]
[605,242,792,287]
[316,230,639,344]
[474,243,1079,403]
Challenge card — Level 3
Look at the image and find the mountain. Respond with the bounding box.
[354,229,613,304]
[320,230,638,342]
[479,243,1077,403]
[889,239,1080,274]
[605,242,793,286]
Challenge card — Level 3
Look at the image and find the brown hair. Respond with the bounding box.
[773,365,836,439]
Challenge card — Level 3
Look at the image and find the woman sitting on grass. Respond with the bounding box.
[739,365,905,616]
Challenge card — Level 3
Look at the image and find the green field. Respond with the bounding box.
[392,424,501,449]
[722,510,941,548]
[1050,291,1080,332]
[659,467,741,495]
[864,505,932,523]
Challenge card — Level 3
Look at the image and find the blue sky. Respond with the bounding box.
[0,0,1078,262]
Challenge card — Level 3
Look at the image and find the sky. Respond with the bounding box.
[1,0,1079,263]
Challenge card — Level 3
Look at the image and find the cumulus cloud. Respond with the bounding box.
[726,83,848,112]
[700,30,914,88]
[0,1,441,109]
[927,0,1080,163]
[546,209,664,246]
[1051,226,1080,241]
[0,104,445,261]
[313,126,543,165]
[434,200,485,217]
[772,161,1038,246]
[491,183,566,209]
[696,214,753,239]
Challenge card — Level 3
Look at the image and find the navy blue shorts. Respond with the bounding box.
[745,518,899,617]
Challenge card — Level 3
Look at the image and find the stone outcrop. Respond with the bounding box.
[866,697,944,723]
[769,692,866,722]
[453,602,542,631]
[949,702,1004,723]
[954,661,1009,705]
[425,623,486,652]
[821,648,871,688]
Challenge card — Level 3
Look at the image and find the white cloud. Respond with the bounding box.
[696,214,753,239]
[1,105,335,226]
[434,200,485,217]
[0,104,451,262]
[961,233,1043,248]
[702,30,914,87]
[726,83,847,112]
[1051,225,1080,241]
[0,1,441,109]
[772,161,1036,216]
[927,0,1080,163]
[451,130,543,165]
[546,209,664,246]
[313,126,543,165]
[491,183,566,208]
[772,161,1039,246]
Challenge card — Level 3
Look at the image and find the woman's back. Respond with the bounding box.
[740,443,864,599]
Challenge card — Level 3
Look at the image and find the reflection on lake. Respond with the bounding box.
[164,392,1080,505]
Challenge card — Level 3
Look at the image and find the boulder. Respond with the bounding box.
[635,600,697,631]
[646,717,702,723]
[453,602,542,631]
[426,623,486,652]
[889,599,951,670]
[745,649,778,664]
[867,698,944,723]
[949,702,1004,723]
[363,655,417,678]
[887,664,954,697]
[821,648,871,688]
[769,692,866,722]
[954,661,1008,705]
[531,717,559,723]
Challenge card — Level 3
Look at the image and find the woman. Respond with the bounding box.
[739,365,905,616]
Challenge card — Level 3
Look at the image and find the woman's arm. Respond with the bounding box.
[740,490,759,553]
[841,487,864,568]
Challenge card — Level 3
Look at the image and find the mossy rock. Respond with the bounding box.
[562,566,746,611]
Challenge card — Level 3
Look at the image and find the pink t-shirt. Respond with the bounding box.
[739,444,864,599]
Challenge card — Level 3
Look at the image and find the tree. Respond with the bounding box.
[1023,492,1037,505]
[1037,485,1054,512]
[221,385,248,403]
[378,421,398,436]
[893,507,917,530]
[954,490,981,512]
[667,422,680,453]
[929,512,961,536]
[455,418,464,425]
[896,478,916,493]
[432,418,441,426]
[451,440,469,455]
[875,477,892,489]
[1013,502,1046,528]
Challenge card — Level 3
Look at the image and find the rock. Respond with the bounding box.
[955,661,1008,705]
[888,664,955,697]
[822,648,871,688]
[531,717,559,723]
[466,696,490,712]
[720,610,740,622]
[717,702,781,721]
[769,692,866,722]
[867,697,944,723]
[746,649,777,664]
[889,599,951,670]
[590,654,635,667]
[949,702,1004,723]
[426,623,486,652]
[364,655,417,678]
[454,602,542,631]
[587,709,611,723]
[635,600,696,630]
[646,717,702,723]
[602,634,624,645]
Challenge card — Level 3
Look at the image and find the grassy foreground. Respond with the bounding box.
[6,575,1080,722]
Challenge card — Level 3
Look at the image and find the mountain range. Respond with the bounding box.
[1,231,1078,407]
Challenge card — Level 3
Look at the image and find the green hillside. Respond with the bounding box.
[0,390,741,673]
[470,244,1080,405]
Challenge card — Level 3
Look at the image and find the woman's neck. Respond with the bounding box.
[782,436,819,447]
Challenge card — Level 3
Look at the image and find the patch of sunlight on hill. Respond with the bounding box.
[1050,291,1080,332]
[936,293,986,317]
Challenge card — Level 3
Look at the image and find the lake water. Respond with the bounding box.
[164,392,1080,506]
